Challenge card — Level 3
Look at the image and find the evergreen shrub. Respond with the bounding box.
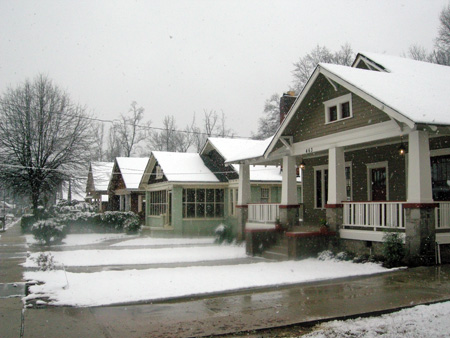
[214,223,235,244]
[31,219,67,245]
[382,232,405,268]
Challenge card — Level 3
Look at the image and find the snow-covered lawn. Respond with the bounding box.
[24,245,247,267]
[25,233,135,247]
[303,301,450,338]
[23,259,389,307]
[111,236,215,247]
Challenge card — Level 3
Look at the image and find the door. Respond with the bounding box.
[371,167,387,201]
[167,190,172,226]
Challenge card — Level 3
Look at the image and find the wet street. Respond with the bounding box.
[21,265,450,338]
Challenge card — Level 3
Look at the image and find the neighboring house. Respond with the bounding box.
[85,162,114,211]
[138,139,301,237]
[108,157,149,215]
[229,52,450,263]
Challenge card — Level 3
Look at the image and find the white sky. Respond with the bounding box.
[1,0,448,139]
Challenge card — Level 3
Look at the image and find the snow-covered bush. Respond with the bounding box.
[214,223,235,244]
[317,250,335,261]
[33,253,55,271]
[31,219,67,245]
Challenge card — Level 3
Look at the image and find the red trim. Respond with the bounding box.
[279,204,301,209]
[286,231,337,238]
[236,205,248,208]
[325,204,343,209]
[403,203,438,209]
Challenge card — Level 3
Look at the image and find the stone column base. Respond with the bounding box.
[236,205,248,242]
[325,204,343,233]
[279,205,299,230]
[404,203,437,265]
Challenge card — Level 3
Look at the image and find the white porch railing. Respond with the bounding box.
[248,203,280,223]
[436,202,450,229]
[343,202,405,230]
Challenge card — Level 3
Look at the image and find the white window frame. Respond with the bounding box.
[323,93,353,124]
[229,188,238,216]
[148,189,168,216]
[314,162,352,209]
[366,161,389,201]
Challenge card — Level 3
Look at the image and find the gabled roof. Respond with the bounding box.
[145,151,219,183]
[89,162,114,191]
[115,157,149,190]
[264,52,450,157]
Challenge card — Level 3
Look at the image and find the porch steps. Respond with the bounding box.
[262,235,289,261]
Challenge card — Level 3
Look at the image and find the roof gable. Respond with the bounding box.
[114,157,149,190]
[87,162,114,192]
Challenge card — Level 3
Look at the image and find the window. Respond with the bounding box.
[148,190,167,216]
[315,163,352,208]
[260,187,270,203]
[229,188,238,216]
[324,94,352,124]
[431,155,450,201]
[183,188,224,218]
[155,165,163,180]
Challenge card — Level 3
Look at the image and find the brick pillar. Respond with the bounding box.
[237,164,250,241]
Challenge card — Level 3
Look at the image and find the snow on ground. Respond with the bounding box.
[23,245,247,267]
[25,233,134,246]
[23,259,389,307]
[112,236,215,247]
[303,301,450,338]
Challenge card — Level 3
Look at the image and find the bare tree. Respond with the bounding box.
[150,115,179,152]
[292,44,354,93]
[0,75,93,212]
[115,101,150,157]
[252,93,280,140]
[407,44,434,62]
[90,122,105,161]
[105,124,123,161]
[192,110,235,152]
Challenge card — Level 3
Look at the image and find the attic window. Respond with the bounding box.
[324,94,352,124]
[156,165,163,179]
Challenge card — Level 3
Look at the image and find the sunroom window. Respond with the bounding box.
[324,94,352,124]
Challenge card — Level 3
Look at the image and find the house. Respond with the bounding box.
[85,162,114,211]
[108,157,149,215]
[229,52,450,264]
[138,139,301,237]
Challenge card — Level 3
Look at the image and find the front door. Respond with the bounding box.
[371,167,387,201]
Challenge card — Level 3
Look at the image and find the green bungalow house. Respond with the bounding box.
[108,157,149,215]
[229,52,450,264]
[138,138,302,237]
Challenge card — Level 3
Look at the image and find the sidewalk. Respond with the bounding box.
[2,222,450,338]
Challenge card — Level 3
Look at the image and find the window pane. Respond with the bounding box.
[187,189,195,202]
[316,170,322,208]
[324,169,329,206]
[186,204,195,218]
[196,203,205,217]
[329,106,337,121]
[197,189,205,202]
[206,203,214,217]
[215,189,224,202]
[206,189,215,202]
[341,102,350,118]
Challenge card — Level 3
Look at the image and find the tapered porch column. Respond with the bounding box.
[404,130,436,264]
[326,146,346,232]
[237,164,250,241]
[279,155,299,229]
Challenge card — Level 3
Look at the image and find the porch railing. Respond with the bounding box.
[343,202,405,230]
[436,202,450,229]
[248,203,280,223]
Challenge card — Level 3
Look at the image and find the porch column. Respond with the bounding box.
[237,164,250,241]
[404,130,436,264]
[280,155,299,229]
[326,146,346,232]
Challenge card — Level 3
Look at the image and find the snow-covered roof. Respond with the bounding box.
[152,151,219,182]
[320,52,450,126]
[207,137,273,163]
[116,157,150,190]
[90,162,114,191]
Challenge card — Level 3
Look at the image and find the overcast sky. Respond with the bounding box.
[1,0,448,140]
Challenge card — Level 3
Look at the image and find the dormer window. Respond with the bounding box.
[156,165,163,179]
[324,94,352,124]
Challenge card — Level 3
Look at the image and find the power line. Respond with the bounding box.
[0,99,253,139]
